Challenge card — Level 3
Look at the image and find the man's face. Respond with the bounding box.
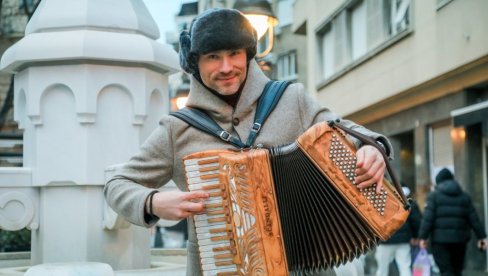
[198,49,247,96]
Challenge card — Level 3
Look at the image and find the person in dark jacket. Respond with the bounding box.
[375,184,422,276]
[419,168,487,276]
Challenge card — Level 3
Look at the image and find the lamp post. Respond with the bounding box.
[233,0,278,58]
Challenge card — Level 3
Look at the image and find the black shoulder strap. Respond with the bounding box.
[245,80,291,146]
[170,80,291,148]
[170,107,246,148]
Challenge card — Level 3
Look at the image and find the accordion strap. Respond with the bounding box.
[329,120,411,210]
[170,80,291,149]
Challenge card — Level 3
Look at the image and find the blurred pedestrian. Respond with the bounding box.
[375,184,422,276]
[418,168,487,276]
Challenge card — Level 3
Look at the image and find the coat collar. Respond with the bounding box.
[185,59,270,122]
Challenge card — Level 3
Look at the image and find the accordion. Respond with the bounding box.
[183,121,410,276]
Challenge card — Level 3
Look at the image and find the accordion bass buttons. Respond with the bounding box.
[329,132,390,216]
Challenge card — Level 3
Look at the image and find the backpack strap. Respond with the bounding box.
[245,80,291,146]
[170,80,291,148]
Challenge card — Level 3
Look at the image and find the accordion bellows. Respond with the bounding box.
[184,122,409,276]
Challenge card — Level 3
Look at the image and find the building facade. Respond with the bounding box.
[0,0,39,167]
[293,0,488,271]
[166,0,488,271]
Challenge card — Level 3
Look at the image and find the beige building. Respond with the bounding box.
[293,0,488,272]
[169,0,488,272]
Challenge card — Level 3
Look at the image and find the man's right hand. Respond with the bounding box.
[151,190,209,220]
[478,239,487,251]
[419,239,428,249]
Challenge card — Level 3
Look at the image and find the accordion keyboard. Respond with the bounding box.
[184,154,239,276]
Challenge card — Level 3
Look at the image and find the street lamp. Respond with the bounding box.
[170,76,190,111]
[233,0,278,58]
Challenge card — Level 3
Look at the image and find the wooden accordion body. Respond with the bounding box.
[183,122,410,276]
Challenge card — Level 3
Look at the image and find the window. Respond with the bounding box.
[321,27,335,79]
[277,51,298,81]
[391,0,411,35]
[366,0,389,49]
[350,1,367,59]
[317,0,411,82]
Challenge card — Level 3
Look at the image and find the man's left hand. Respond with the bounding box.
[355,145,386,193]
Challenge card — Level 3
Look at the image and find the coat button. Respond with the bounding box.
[232,118,240,126]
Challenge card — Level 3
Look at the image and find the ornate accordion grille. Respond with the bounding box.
[222,161,267,275]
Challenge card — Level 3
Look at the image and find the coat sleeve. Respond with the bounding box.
[418,192,436,239]
[409,201,423,239]
[295,83,393,159]
[103,117,175,227]
[466,196,487,239]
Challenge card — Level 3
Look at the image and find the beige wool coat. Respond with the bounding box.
[104,60,392,275]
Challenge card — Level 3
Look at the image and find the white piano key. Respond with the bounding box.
[193,213,225,221]
[195,223,227,234]
[196,230,222,241]
[184,162,219,172]
[202,263,237,271]
[186,169,220,178]
[194,213,225,224]
[187,176,221,185]
[188,181,221,191]
[184,156,219,166]
[202,266,238,276]
[198,241,231,253]
[200,250,221,259]
[201,256,234,265]
[197,237,231,246]
[199,248,232,257]
[185,163,220,172]
[197,231,229,241]
[199,198,225,209]
[204,198,225,205]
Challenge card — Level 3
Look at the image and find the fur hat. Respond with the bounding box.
[435,168,454,184]
[179,8,257,74]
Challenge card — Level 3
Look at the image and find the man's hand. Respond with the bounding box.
[355,145,386,193]
[478,239,487,251]
[151,190,209,220]
[410,238,419,246]
[419,239,428,249]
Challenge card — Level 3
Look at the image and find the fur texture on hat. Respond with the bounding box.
[179,8,257,74]
[435,168,454,184]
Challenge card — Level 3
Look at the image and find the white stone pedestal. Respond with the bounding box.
[0,0,179,270]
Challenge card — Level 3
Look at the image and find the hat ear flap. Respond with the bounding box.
[249,28,258,59]
[179,31,194,74]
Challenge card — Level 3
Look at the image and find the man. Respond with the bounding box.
[104,8,392,276]
[419,168,487,276]
[375,184,422,276]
